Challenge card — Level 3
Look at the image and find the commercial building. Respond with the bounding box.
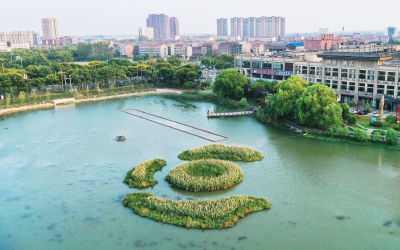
[41,18,60,46]
[305,34,348,51]
[146,14,179,38]
[235,52,400,110]
[217,18,228,37]
[139,27,154,40]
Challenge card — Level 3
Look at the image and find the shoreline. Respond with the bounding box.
[0,89,182,117]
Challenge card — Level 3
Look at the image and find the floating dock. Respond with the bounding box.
[207,110,255,117]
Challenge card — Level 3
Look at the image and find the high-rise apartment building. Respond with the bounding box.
[170,17,179,37]
[139,27,154,40]
[0,31,40,46]
[146,14,179,38]
[386,26,398,38]
[233,16,285,38]
[217,18,228,37]
[230,17,244,37]
[41,18,59,40]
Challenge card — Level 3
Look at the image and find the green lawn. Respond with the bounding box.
[357,118,394,130]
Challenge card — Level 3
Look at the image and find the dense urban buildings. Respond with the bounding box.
[146,14,179,38]
[41,18,59,46]
[0,31,39,46]
[229,16,285,38]
[217,18,228,37]
[305,34,348,51]
[139,27,154,40]
[235,49,400,110]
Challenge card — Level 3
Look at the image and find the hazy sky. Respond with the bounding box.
[1,0,398,37]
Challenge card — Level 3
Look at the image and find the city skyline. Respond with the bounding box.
[0,0,399,37]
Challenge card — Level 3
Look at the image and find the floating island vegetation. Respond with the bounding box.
[123,159,167,188]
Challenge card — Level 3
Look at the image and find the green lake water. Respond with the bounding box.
[1,95,400,249]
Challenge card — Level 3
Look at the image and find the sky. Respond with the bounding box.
[1,0,399,37]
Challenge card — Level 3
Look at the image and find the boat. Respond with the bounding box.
[115,136,126,141]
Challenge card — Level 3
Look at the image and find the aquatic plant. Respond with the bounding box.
[123,159,167,188]
[122,192,271,229]
[165,159,243,192]
[178,144,264,162]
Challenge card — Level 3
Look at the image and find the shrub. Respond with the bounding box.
[123,159,167,188]
[122,192,271,229]
[353,128,370,142]
[238,98,248,108]
[342,103,351,120]
[385,128,399,146]
[370,121,382,127]
[165,159,243,192]
[392,123,400,131]
[372,132,381,142]
[347,115,357,124]
[178,144,264,162]
[184,81,197,89]
[337,126,350,137]
[326,128,334,137]
[385,115,397,124]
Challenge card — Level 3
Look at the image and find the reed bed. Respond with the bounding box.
[123,192,271,229]
[165,159,243,192]
[178,144,264,162]
[123,159,167,188]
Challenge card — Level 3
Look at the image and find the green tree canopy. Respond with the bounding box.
[297,84,342,128]
[213,69,247,99]
[275,76,307,120]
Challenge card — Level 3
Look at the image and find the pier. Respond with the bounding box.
[207,110,255,118]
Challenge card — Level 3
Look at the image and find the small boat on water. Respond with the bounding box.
[115,136,126,141]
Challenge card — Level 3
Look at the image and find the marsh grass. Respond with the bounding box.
[123,159,167,188]
[123,192,271,229]
[165,159,243,192]
[178,144,264,162]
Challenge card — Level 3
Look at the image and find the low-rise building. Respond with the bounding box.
[287,43,304,51]
[139,27,154,40]
[235,52,400,110]
[305,34,348,51]
[218,42,235,55]
[201,43,218,56]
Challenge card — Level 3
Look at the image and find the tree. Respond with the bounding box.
[385,128,399,146]
[167,56,182,67]
[353,128,370,142]
[342,103,351,120]
[18,91,26,104]
[274,76,307,120]
[364,102,371,112]
[6,94,11,106]
[238,98,248,108]
[213,69,247,100]
[297,84,342,128]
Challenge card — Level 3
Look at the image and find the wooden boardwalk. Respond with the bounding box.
[207,110,255,118]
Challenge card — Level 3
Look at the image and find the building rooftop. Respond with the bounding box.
[290,43,304,47]
[318,52,391,61]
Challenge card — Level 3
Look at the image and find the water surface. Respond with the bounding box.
[1,96,400,250]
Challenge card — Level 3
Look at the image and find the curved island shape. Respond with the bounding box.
[123,193,271,229]
[165,159,243,192]
[123,159,167,188]
[178,144,264,162]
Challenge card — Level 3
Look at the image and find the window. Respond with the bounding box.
[359,70,366,80]
[349,69,356,79]
[262,61,272,70]
[236,60,241,67]
[341,82,347,90]
[332,68,339,77]
[325,68,332,76]
[377,89,384,94]
[252,61,261,69]
[358,86,365,91]
[252,73,261,78]
[242,60,251,68]
[274,62,283,70]
[309,78,315,83]
[349,82,355,91]
[341,69,348,78]
[316,67,322,76]
[332,80,338,89]
[310,67,316,75]
[367,84,374,93]
[285,63,293,71]
[378,71,386,81]
[295,66,301,74]
[388,72,396,82]
[367,70,375,80]
[316,79,322,83]
[302,66,308,75]
[274,75,283,80]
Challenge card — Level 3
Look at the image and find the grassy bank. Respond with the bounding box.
[123,159,167,188]
[122,193,270,229]
[165,159,243,192]
[178,144,264,162]
[305,134,400,151]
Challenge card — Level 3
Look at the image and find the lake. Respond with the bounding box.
[1,95,400,249]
